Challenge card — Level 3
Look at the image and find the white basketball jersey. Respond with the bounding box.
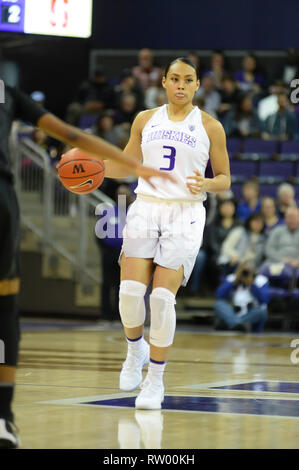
[135,104,210,201]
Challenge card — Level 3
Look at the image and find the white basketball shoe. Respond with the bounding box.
[0,419,20,449]
[119,339,150,392]
[135,374,164,410]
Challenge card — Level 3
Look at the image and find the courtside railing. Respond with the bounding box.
[10,124,114,285]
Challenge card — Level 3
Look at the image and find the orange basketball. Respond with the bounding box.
[57,148,105,194]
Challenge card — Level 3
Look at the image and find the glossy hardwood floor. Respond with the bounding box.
[15,319,299,449]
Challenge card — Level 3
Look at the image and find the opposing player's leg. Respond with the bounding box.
[135,264,184,410]
[0,295,20,449]
[119,255,154,392]
[0,181,21,448]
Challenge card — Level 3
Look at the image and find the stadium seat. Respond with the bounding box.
[258,262,293,327]
[280,141,299,153]
[226,138,242,155]
[259,262,294,289]
[240,152,270,161]
[258,262,294,329]
[258,161,295,182]
[78,114,100,130]
[230,160,257,182]
[243,139,279,154]
[258,183,278,198]
[230,183,243,200]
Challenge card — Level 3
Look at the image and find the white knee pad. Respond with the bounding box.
[119,280,147,328]
[149,287,176,348]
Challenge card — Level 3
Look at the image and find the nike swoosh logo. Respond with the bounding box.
[151,124,159,127]
[190,221,196,224]
[70,179,93,189]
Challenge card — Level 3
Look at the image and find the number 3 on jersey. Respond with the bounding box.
[160,145,176,171]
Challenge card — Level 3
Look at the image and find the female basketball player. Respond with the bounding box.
[102,57,231,409]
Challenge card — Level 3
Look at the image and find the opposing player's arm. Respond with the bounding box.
[205,118,231,193]
[37,113,140,172]
[37,111,175,186]
[103,111,145,178]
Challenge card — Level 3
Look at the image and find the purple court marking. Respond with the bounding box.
[82,395,299,418]
[212,381,299,394]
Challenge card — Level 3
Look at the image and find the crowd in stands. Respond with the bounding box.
[28,47,299,157]
[61,48,299,143]
[25,48,299,329]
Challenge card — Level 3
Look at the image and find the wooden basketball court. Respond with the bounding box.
[15,319,299,449]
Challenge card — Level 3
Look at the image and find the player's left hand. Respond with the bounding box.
[186,170,206,195]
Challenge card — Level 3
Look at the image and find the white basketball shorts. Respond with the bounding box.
[119,195,206,286]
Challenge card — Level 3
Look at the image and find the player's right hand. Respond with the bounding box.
[135,164,177,189]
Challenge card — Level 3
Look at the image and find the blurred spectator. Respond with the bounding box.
[203,198,242,289]
[156,90,168,106]
[214,261,269,332]
[196,73,221,118]
[114,68,144,111]
[216,189,235,202]
[193,94,205,111]
[204,192,218,225]
[187,51,202,79]
[77,66,114,112]
[95,183,135,320]
[113,92,138,130]
[189,237,208,296]
[236,181,261,222]
[262,92,297,141]
[204,50,228,89]
[190,195,240,296]
[257,80,289,121]
[264,207,299,269]
[217,75,243,120]
[31,128,62,162]
[261,197,284,236]
[234,54,265,95]
[32,128,50,151]
[277,183,298,218]
[274,48,299,85]
[65,67,114,125]
[144,69,165,109]
[218,212,266,274]
[132,48,162,91]
[92,112,126,146]
[209,198,242,260]
[223,94,262,138]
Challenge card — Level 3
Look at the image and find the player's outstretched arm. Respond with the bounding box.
[37,113,175,185]
[103,112,144,179]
